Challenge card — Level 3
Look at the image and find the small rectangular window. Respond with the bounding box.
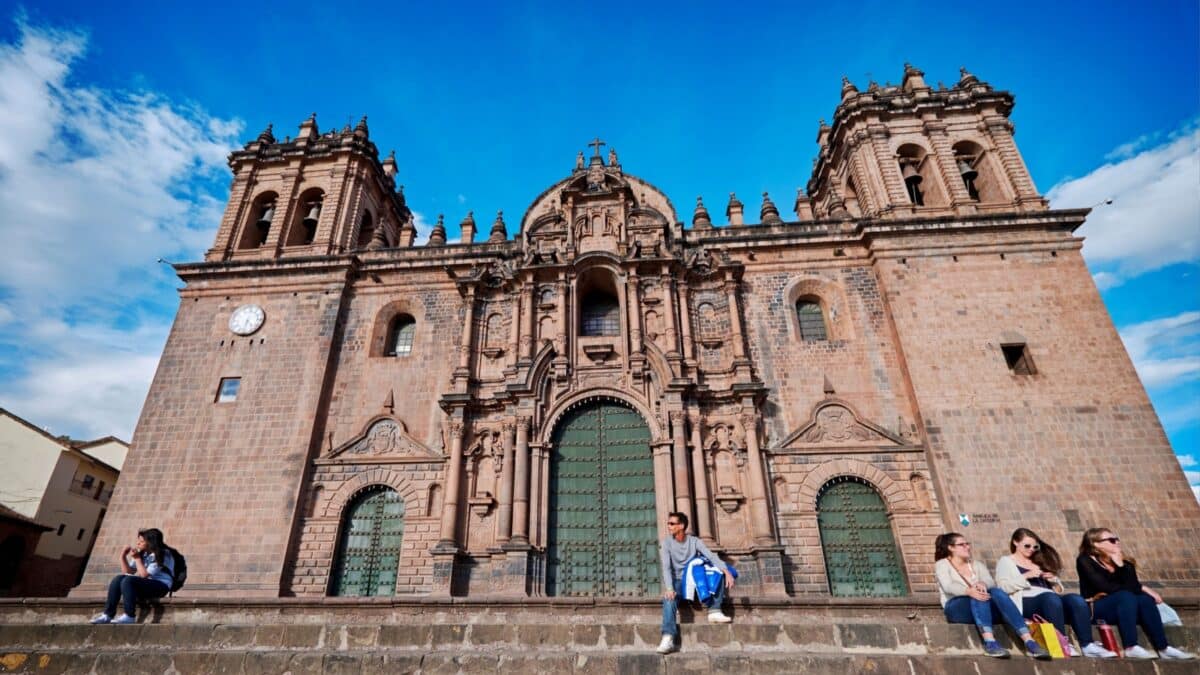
[1002,343,1036,375]
[57,524,65,536]
[94,480,106,500]
[216,377,241,402]
[77,528,85,541]
[81,475,95,489]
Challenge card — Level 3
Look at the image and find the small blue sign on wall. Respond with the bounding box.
[958,513,971,527]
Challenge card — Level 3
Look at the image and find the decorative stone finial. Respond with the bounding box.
[488,210,507,243]
[381,150,397,178]
[428,214,446,246]
[840,76,858,100]
[726,192,745,226]
[256,123,275,144]
[958,66,979,87]
[608,148,618,166]
[692,196,713,229]
[354,115,369,138]
[760,192,783,225]
[459,211,476,243]
[902,62,928,92]
[575,151,585,170]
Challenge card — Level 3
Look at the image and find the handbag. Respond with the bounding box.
[1095,621,1122,657]
[1157,602,1183,627]
[1026,614,1067,659]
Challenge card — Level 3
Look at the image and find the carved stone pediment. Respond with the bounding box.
[776,400,906,449]
[326,417,443,461]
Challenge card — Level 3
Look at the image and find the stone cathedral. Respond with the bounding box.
[79,65,1200,601]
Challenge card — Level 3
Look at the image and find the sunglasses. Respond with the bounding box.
[1020,543,1041,551]
[952,542,971,548]
[1099,537,1120,544]
[666,521,681,526]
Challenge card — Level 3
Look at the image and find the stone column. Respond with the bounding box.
[456,286,478,376]
[629,270,643,354]
[496,421,516,543]
[724,277,747,361]
[670,411,691,513]
[652,442,674,542]
[512,416,531,543]
[507,290,522,370]
[437,419,466,547]
[555,278,568,356]
[867,123,908,207]
[924,120,972,205]
[740,412,774,545]
[617,274,630,354]
[529,444,546,547]
[983,116,1040,204]
[689,414,713,543]
[522,283,536,361]
[676,278,693,360]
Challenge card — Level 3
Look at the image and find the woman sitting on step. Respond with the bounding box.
[934,532,1049,660]
[89,528,175,625]
[994,527,1115,658]
[1076,527,1194,660]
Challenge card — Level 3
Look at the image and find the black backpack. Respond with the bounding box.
[165,546,187,593]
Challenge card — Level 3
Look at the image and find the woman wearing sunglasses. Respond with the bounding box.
[934,532,1050,660]
[1076,528,1193,660]
[995,528,1115,658]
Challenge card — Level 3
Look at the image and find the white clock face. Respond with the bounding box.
[229,304,265,336]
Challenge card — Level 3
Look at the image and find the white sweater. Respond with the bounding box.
[994,554,1057,615]
[934,558,995,608]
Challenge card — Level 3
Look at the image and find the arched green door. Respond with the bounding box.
[817,479,908,597]
[330,487,404,596]
[547,401,658,597]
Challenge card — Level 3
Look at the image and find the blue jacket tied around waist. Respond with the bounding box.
[683,555,737,605]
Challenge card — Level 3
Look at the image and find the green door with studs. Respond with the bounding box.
[547,401,659,597]
[330,487,405,597]
[817,479,908,597]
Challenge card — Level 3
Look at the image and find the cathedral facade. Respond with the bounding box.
[79,66,1200,600]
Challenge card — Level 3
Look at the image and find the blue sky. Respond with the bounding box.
[0,1,1196,497]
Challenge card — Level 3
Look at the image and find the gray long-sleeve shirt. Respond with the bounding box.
[660,534,728,589]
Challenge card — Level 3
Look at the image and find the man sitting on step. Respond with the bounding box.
[657,511,734,654]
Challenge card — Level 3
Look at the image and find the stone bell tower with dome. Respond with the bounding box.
[77,66,1200,602]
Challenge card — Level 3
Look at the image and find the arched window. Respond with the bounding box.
[817,478,907,597]
[285,188,325,247]
[896,144,946,208]
[952,140,1003,203]
[329,487,404,597]
[238,193,277,249]
[385,315,416,356]
[580,292,619,336]
[357,211,375,249]
[796,300,828,342]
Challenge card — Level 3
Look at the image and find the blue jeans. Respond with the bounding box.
[104,574,168,618]
[943,587,1029,637]
[1090,590,1167,649]
[661,575,726,638]
[1023,592,1096,647]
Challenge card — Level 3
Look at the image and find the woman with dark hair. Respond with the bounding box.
[1076,528,1193,660]
[934,532,1049,660]
[995,528,1114,658]
[89,528,175,624]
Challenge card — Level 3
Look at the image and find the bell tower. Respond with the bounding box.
[806,65,1046,220]
[206,115,414,262]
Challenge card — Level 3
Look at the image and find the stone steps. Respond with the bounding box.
[1,648,1199,674]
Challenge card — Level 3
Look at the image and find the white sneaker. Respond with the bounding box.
[112,614,136,624]
[1064,642,1079,657]
[1124,645,1156,659]
[1161,646,1196,660]
[1081,642,1117,658]
[707,610,732,624]
[88,613,111,624]
[656,635,677,654]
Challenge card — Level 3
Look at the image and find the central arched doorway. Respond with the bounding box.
[546,400,658,597]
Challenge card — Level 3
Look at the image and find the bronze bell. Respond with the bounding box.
[302,201,322,226]
[901,162,922,184]
[957,159,978,182]
[256,203,275,227]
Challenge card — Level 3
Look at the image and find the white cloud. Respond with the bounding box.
[457,194,467,204]
[410,211,432,245]
[1118,311,1200,390]
[0,19,240,440]
[1179,454,1197,468]
[1091,271,1120,290]
[1047,122,1200,283]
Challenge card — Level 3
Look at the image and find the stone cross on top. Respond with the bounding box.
[588,137,606,157]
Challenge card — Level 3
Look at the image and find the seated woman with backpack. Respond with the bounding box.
[89,528,175,624]
[995,527,1115,658]
[1076,527,1193,660]
[934,532,1050,660]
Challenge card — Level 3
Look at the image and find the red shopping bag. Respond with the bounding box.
[1095,621,1122,657]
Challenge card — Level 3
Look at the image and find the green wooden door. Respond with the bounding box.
[817,480,908,597]
[330,487,405,597]
[547,402,658,597]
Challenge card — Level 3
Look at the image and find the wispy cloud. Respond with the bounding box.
[0,19,240,439]
[1047,121,1200,288]
[1118,311,1200,390]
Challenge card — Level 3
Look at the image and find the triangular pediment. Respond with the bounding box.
[777,399,906,449]
[326,417,443,461]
